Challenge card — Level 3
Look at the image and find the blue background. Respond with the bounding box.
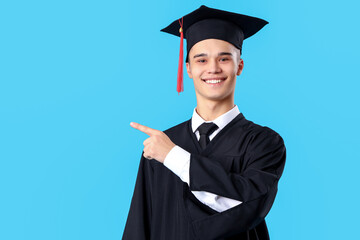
[1,0,359,239]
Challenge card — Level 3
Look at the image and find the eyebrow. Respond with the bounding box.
[193,53,207,58]
[218,52,233,56]
[193,52,233,58]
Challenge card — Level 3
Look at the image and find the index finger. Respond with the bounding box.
[130,122,157,136]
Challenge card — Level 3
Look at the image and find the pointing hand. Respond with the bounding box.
[130,122,175,163]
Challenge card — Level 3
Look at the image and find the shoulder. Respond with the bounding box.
[240,116,285,147]
[162,118,191,139]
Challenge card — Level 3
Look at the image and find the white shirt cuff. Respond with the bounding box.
[192,191,242,212]
[163,145,191,184]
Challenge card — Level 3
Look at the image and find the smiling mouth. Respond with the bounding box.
[202,77,227,84]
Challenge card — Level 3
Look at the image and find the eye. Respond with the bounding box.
[219,57,230,62]
[197,59,207,63]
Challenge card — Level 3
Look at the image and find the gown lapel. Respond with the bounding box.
[188,113,245,155]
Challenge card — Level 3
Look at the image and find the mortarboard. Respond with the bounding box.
[160,5,269,94]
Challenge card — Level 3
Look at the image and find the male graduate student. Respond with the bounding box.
[123,5,286,240]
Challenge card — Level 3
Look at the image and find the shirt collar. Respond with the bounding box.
[191,105,240,133]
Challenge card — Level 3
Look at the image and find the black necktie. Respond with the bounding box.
[197,122,219,150]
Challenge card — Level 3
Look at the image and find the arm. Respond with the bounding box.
[122,153,153,240]
[164,146,242,212]
[175,129,286,239]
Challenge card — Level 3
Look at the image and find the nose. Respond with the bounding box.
[207,59,221,74]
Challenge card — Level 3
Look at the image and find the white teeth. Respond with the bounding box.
[205,79,222,84]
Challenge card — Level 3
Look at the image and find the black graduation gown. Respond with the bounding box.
[123,113,286,240]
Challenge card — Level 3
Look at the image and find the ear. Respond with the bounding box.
[236,58,244,76]
[186,62,193,79]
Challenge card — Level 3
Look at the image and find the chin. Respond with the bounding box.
[203,93,230,102]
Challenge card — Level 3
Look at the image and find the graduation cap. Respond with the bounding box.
[161,5,268,94]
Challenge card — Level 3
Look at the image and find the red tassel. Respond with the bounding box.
[177,17,184,94]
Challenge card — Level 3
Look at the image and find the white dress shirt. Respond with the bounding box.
[163,105,242,212]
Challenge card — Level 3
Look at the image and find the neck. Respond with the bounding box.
[195,97,235,121]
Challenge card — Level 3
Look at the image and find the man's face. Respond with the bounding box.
[186,39,244,103]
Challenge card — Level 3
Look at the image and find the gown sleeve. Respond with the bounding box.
[187,128,286,239]
[164,145,243,212]
[122,153,153,240]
